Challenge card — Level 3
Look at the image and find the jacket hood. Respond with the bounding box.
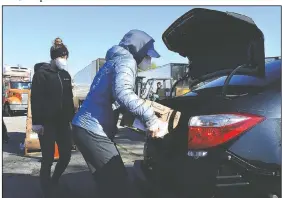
[34,62,47,73]
[34,62,52,73]
[34,61,60,73]
[118,29,155,65]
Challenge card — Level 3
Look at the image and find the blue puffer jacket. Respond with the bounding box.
[72,30,158,138]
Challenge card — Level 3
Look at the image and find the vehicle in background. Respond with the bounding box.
[139,78,173,101]
[72,58,106,112]
[3,65,31,116]
[133,8,281,198]
[138,63,191,97]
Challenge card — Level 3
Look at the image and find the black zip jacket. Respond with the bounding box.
[31,62,75,125]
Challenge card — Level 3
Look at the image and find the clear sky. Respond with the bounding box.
[3,6,281,76]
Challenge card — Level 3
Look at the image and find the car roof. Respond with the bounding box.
[192,59,281,91]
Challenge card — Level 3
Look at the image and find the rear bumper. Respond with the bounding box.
[133,157,220,197]
[9,104,28,111]
[133,154,281,198]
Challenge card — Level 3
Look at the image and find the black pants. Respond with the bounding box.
[38,121,72,197]
[72,125,137,198]
[2,118,9,141]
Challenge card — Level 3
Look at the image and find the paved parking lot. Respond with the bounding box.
[3,115,145,198]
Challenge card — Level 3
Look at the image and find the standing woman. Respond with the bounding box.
[31,43,74,198]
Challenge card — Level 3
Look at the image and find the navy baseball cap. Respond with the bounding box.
[147,43,160,58]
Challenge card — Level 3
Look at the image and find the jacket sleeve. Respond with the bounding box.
[31,71,46,125]
[112,59,158,129]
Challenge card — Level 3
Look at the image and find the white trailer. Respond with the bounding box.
[72,58,106,111]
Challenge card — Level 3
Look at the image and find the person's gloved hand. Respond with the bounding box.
[148,119,168,138]
[147,119,161,138]
[32,125,44,135]
[148,125,158,137]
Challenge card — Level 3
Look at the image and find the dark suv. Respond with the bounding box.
[133,8,281,198]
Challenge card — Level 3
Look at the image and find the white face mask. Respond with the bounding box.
[138,56,152,71]
[55,58,67,70]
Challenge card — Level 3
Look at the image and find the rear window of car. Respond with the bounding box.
[191,60,281,91]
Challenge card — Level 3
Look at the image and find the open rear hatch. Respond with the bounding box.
[162,8,265,86]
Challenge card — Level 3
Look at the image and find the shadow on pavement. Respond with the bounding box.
[3,132,25,154]
[3,170,96,198]
[2,131,42,160]
[3,165,141,198]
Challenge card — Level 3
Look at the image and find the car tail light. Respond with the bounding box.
[188,113,264,149]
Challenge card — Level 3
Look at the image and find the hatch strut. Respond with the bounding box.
[169,63,191,98]
[222,41,255,98]
[221,64,248,98]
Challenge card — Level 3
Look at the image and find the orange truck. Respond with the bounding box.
[3,65,32,116]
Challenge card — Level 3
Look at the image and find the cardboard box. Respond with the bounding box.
[25,91,41,155]
[120,100,181,135]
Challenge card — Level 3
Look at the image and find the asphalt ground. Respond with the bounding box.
[3,115,146,198]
